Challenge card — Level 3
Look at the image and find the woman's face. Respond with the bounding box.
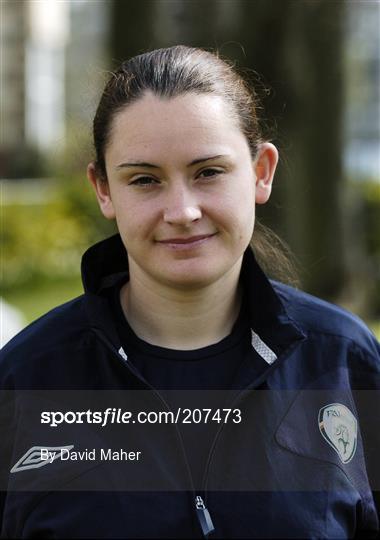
[88,91,278,290]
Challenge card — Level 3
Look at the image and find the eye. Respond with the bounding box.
[129,176,159,187]
[197,168,223,180]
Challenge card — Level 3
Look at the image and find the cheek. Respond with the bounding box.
[217,186,255,223]
[114,199,160,240]
[224,189,256,242]
[224,172,255,204]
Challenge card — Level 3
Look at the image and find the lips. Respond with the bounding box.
[157,234,216,244]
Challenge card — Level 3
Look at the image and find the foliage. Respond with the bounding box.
[1,175,116,291]
[360,181,380,259]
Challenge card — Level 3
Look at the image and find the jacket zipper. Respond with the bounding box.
[195,495,215,537]
[92,328,215,538]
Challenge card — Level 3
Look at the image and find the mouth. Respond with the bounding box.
[156,233,217,250]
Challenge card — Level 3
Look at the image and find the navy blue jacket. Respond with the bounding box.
[1,234,379,539]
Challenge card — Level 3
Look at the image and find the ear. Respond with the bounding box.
[254,142,279,205]
[87,162,116,220]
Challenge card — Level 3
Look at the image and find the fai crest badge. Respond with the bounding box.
[318,403,357,464]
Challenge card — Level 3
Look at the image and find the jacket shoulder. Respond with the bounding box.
[272,281,380,360]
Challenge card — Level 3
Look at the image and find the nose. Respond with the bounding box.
[163,184,202,226]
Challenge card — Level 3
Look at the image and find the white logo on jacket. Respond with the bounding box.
[10,445,74,473]
[318,403,357,463]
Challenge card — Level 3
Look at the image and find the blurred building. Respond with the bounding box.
[344,1,380,181]
[25,0,69,151]
[1,0,108,178]
[65,1,109,137]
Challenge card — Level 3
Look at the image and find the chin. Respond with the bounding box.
[161,276,219,291]
[152,263,231,291]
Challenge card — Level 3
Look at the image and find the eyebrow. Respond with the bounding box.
[115,155,229,170]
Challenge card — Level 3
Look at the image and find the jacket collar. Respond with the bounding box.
[81,234,130,295]
[240,247,305,356]
[81,234,305,355]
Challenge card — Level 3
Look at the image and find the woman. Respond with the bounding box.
[1,45,379,539]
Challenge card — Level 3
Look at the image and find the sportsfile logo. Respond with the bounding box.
[10,445,74,473]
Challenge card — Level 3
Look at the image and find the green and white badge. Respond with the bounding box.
[318,403,357,464]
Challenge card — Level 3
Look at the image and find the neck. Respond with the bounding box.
[120,258,243,350]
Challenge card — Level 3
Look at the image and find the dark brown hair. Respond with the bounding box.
[92,45,299,286]
[93,45,263,178]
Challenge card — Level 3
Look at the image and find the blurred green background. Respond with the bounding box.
[1,0,379,340]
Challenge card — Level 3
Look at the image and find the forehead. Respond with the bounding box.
[105,92,249,164]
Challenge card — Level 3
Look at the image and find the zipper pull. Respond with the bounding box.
[195,495,215,537]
